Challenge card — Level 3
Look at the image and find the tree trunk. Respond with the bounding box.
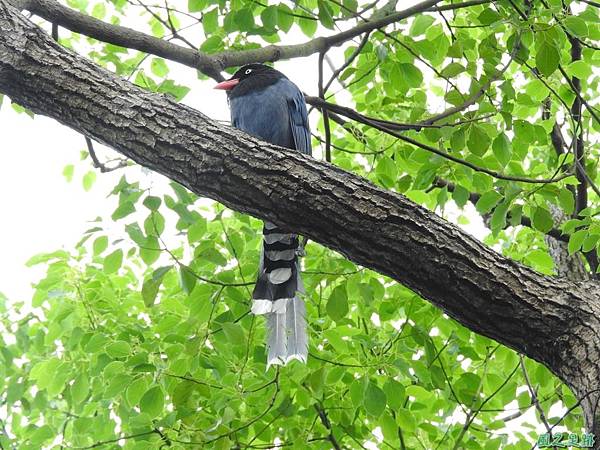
[1,2,599,441]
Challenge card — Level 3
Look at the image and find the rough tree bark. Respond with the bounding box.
[1,1,599,442]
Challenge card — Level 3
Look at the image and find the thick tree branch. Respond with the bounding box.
[1,2,600,439]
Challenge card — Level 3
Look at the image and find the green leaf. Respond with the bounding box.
[104,361,125,378]
[140,386,165,418]
[84,333,110,353]
[492,133,511,166]
[298,15,317,37]
[151,18,165,38]
[410,14,434,36]
[30,425,54,446]
[142,265,172,307]
[475,191,502,214]
[380,412,398,443]
[350,378,367,407]
[383,380,405,410]
[31,358,60,389]
[467,125,491,156]
[525,249,554,272]
[188,218,207,242]
[452,185,469,208]
[364,382,386,417]
[568,229,587,255]
[93,236,108,256]
[397,409,417,432]
[112,201,136,220]
[565,60,592,79]
[490,201,509,233]
[582,234,599,252]
[478,8,501,25]
[376,155,398,188]
[532,207,554,233]
[456,373,481,404]
[399,63,423,88]
[558,189,575,215]
[104,373,133,398]
[103,249,123,274]
[188,0,206,13]
[536,40,560,77]
[91,2,106,18]
[235,8,255,31]
[150,58,169,77]
[179,265,197,294]
[441,62,465,78]
[143,195,162,210]
[563,16,588,38]
[63,164,74,182]
[127,377,148,406]
[11,102,34,117]
[140,236,161,265]
[199,248,227,266]
[326,285,348,321]
[222,322,245,346]
[200,35,224,52]
[261,6,278,30]
[71,374,89,405]
[82,170,96,192]
[318,0,335,29]
[277,4,294,32]
[203,8,219,34]
[106,340,131,358]
[26,249,69,266]
[158,80,191,101]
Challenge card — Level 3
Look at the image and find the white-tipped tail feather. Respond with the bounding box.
[265,296,307,367]
[252,221,308,366]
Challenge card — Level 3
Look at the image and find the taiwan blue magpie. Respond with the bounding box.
[215,64,311,366]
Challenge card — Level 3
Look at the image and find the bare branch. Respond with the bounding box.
[24,0,443,81]
[307,96,572,184]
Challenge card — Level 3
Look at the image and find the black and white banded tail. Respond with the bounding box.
[251,221,307,366]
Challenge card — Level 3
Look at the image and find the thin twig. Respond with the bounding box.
[318,52,332,162]
[314,403,342,450]
[323,31,371,93]
[520,356,555,440]
[85,137,128,172]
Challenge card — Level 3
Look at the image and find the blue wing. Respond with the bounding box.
[285,83,312,156]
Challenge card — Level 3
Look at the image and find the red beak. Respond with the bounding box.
[214,78,240,90]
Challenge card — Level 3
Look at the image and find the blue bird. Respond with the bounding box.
[215,64,311,366]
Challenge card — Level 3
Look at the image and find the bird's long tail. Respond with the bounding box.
[251,221,308,366]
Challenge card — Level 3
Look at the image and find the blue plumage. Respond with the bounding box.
[229,78,312,156]
[215,64,311,366]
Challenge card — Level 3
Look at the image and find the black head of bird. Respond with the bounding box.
[213,64,287,98]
